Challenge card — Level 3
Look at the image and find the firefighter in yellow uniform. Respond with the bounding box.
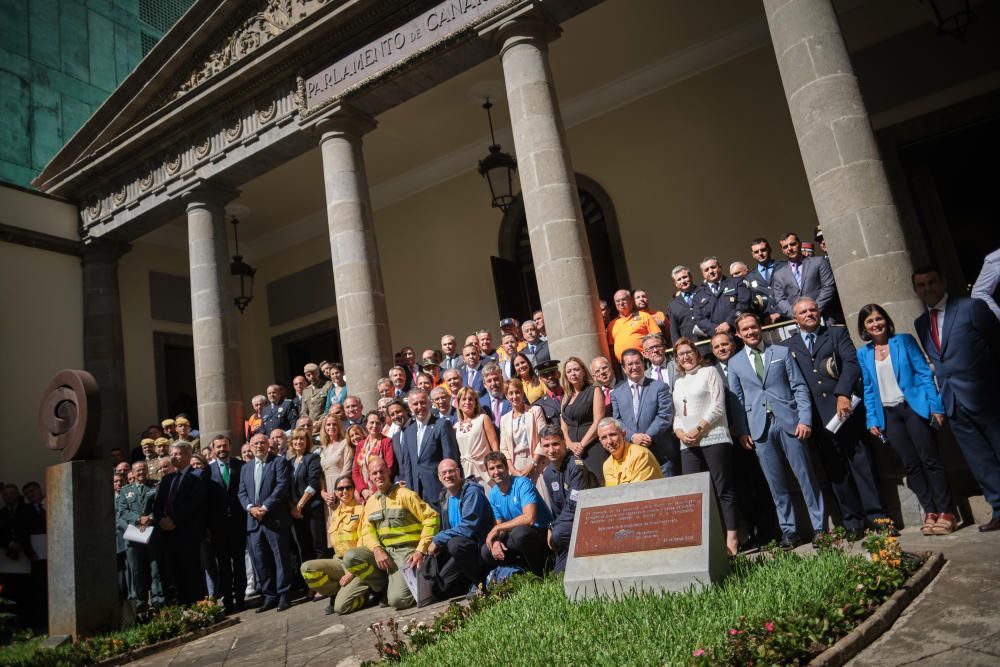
[342,457,439,610]
[300,475,370,615]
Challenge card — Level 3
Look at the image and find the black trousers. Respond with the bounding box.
[208,522,247,607]
[160,533,207,605]
[883,402,953,515]
[551,518,574,573]
[290,507,326,591]
[681,444,739,531]
[950,404,1000,520]
[732,441,780,544]
[812,415,886,533]
[480,525,549,577]
[431,536,482,598]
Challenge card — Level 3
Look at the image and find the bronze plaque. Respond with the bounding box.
[573,494,702,558]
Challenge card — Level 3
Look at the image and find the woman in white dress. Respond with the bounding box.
[318,414,353,513]
[452,386,498,486]
[498,378,547,480]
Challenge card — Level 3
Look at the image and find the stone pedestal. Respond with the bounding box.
[185,187,244,440]
[46,461,121,637]
[313,107,393,412]
[763,0,921,328]
[482,3,608,364]
[564,472,730,600]
[82,240,129,458]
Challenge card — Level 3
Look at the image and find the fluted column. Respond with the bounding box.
[184,186,244,441]
[764,0,922,327]
[481,2,608,364]
[311,106,392,411]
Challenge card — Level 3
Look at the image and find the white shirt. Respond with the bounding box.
[928,293,949,341]
[875,355,905,407]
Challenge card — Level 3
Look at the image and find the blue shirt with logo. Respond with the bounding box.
[488,475,552,529]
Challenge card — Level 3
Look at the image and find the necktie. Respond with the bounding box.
[467,369,474,385]
[416,422,426,457]
[529,344,536,355]
[752,348,765,381]
[762,265,771,283]
[656,367,664,383]
[805,333,815,355]
[254,460,263,504]
[930,308,941,351]
[711,283,719,296]
[166,473,182,513]
[492,397,501,427]
[603,386,611,404]
[220,461,230,486]
[631,383,641,420]
[793,262,803,287]
[683,292,692,306]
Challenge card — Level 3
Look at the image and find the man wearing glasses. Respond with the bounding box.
[642,333,677,391]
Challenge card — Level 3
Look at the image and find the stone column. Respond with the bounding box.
[481,3,608,364]
[184,187,244,441]
[82,239,129,458]
[313,107,392,411]
[763,0,922,327]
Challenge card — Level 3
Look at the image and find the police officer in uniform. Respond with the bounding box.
[116,460,164,611]
[261,384,298,435]
[667,265,700,342]
[693,256,752,339]
[532,359,563,428]
[780,296,888,538]
[539,424,595,572]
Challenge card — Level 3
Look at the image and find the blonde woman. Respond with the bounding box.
[452,386,498,486]
[319,414,354,510]
[498,378,547,479]
[560,356,606,482]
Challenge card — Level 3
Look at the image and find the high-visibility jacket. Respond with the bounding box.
[327,500,367,558]
[361,484,439,553]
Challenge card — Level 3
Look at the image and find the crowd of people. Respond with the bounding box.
[4,232,998,627]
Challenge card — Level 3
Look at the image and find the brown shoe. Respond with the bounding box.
[921,513,939,535]
[932,513,957,535]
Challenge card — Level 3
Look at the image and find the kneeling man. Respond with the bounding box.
[599,417,664,486]
[428,459,494,598]
[540,425,596,572]
[342,457,439,610]
[481,452,553,578]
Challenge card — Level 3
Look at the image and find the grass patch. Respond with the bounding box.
[380,536,918,666]
[0,599,225,667]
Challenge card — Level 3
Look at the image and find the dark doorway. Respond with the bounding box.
[497,175,629,322]
[891,99,1000,291]
[153,333,198,427]
[271,318,342,387]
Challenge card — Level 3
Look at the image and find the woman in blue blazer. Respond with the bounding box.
[857,303,955,536]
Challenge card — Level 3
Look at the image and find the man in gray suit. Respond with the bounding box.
[771,232,839,322]
[521,320,550,365]
[610,348,678,476]
[728,312,825,549]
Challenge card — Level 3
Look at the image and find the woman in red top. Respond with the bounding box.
[351,411,396,501]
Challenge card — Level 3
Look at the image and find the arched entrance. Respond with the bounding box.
[493,174,629,321]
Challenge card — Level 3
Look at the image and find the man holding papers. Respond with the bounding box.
[116,460,164,611]
[781,297,889,538]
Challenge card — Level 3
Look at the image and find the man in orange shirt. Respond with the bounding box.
[633,289,667,329]
[607,289,662,361]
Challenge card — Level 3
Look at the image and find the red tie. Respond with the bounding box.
[930,308,941,351]
[602,386,611,405]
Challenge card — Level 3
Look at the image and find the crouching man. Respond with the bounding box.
[342,457,439,610]
[428,459,494,598]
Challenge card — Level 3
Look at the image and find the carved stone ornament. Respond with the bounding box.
[168,0,336,105]
[165,153,182,175]
[86,200,102,222]
[139,169,155,191]
[256,99,278,124]
[37,369,101,462]
[293,74,307,114]
[195,136,212,160]
[112,186,128,207]
[225,115,244,142]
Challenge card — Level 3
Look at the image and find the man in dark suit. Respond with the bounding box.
[521,320,550,365]
[206,435,246,612]
[771,232,839,322]
[667,265,700,342]
[238,433,294,612]
[610,348,678,476]
[261,384,298,435]
[913,266,1000,532]
[728,312,825,549]
[395,389,459,510]
[781,297,887,538]
[746,237,785,323]
[153,441,208,605]
[459,343,486,396]
[693,256,752,340]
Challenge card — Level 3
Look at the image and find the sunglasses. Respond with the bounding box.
[335,486,354,492]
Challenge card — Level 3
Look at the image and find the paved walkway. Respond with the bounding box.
[129,526,999,666]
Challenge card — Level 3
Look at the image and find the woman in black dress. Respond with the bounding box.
[560,356,607,482]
